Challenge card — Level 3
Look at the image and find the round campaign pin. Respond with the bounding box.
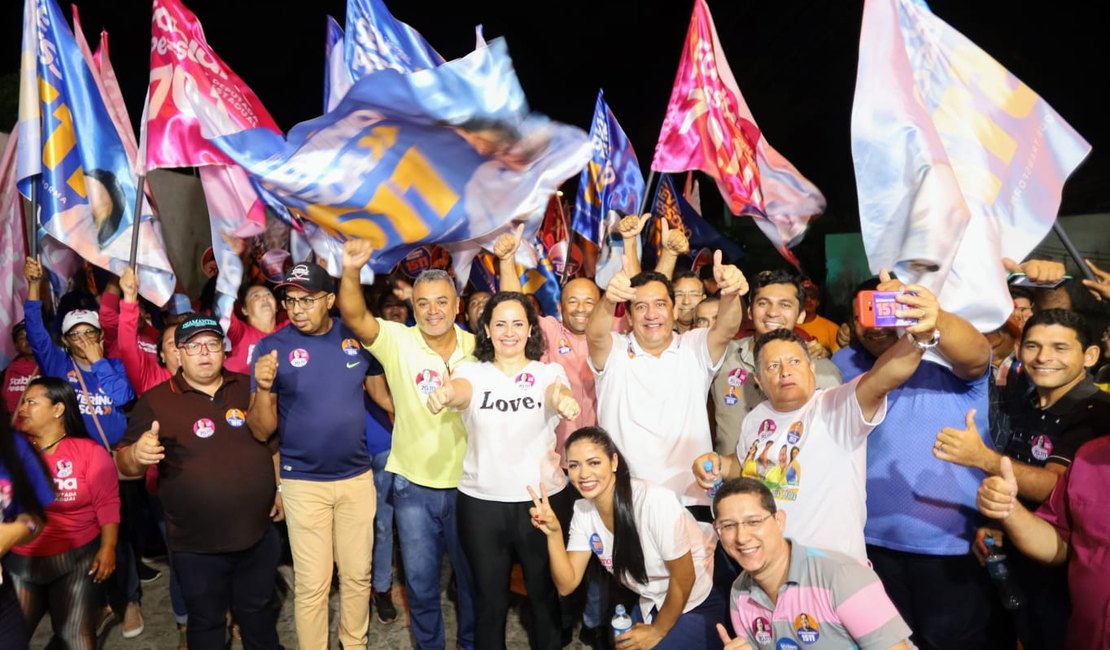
[289,349,310,368]
[787,421,804,445]
[727,367,748,387]
[341,338,361,356]
[794,613,820,644]
[1030,434,1053,461]
[758,419,777,438]
[776,640,801,650]
[416,369,442,395]
[723,387,739,407]
[515,372,536,389]
[752,617,772,644]
[194,418,216,439]
[558,338,571,355]
[55,458,74,479]
[225,409,246,427]
[589,533,604,555]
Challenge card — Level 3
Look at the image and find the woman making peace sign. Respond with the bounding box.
[427,291,580,649]
[529,427,724,650]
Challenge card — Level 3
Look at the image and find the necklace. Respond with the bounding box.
[35,434,67,453]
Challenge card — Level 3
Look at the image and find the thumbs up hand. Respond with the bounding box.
[714,250,748,298]
[605,253,637,304]
[977,456,1020,521]
[717,624,754,650]
[133,421,165,466]
[934,409,990,470]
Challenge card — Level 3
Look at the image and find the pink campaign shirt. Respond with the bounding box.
[13,437,120,557]
[537,315,597,460]
[225,312,288,375]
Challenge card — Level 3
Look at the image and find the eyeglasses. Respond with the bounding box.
[714,513,774,536]
[64,329,101,341]
[182,340,224,356]
[674,291,704,300]
[282,294,329,310]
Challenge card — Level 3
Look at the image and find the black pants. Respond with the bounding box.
[457,490,572,650]
[867,545,997,650]
[0,572,30,650]
[173,526,281,650]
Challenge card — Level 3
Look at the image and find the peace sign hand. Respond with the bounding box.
[527,484,561,537]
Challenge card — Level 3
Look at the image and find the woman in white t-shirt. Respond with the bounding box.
[426,291,579,650]
[529,427,724,650]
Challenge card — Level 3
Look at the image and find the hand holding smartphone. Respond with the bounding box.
[856,290,917,329]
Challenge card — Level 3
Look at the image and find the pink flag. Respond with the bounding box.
[653,0,824,262]
[0,132,28,368]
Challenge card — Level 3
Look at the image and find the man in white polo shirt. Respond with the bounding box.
[586,251,747,512]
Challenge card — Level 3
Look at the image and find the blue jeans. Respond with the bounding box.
[371,449,395,593]
[392,476,475,650]
[629,589,725,650]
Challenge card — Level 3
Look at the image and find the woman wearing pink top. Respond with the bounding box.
[225,284,287,374]
[4,378,120,650]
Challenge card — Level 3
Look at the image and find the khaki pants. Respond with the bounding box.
[282,469,375,650]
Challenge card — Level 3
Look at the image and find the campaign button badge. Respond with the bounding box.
[416,369,442,394]
[589,533,604,555]
[55,458,74,479]
[752,617,772,644]
[515,372,536,389]
[194,418,216,439]
[758,419,777,438]
[341,338,361,356]
[225,409,246,427]
[1031,434,1053,461]
[558,338,571,355]
[794,613,820,644]
[289,349,310,368]
[727,367,748,387]
[787,421,804,445]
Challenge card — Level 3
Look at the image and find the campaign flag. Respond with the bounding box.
[643,173,743,270]
[344,0,444,79]
[571,90,644,256]
[324,16,350,113]
[1,132,28,369]
[192,37,590,278]
[653,0,824,264]
[852,0,1090,330]
[519,242,561,317]
[17,0,175,304]
[539,193,573,278]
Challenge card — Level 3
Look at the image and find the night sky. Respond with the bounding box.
[3,0,1107,272]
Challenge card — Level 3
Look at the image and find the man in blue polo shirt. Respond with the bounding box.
[832,277,993,650]
[247,262,384,650]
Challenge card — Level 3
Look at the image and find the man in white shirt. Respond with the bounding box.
[586,251,747,513]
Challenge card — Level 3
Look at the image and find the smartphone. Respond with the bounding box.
[856,291,916,329]
[1007,273,1070,289]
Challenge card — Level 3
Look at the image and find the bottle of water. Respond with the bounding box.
[984,536,1024,610]
[611,604,633,638]
[704,460,724,498]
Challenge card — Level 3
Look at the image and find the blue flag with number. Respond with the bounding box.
[571,90,644,249]
[198,38,589,275]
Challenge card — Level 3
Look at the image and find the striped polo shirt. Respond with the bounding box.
[729,540,912,649]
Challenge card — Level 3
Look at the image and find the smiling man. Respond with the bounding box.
[588,252,748,512]
[710,270,842,456]
[713,478,912,650]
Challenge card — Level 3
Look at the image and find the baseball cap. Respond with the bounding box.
[174,314,225,346]
[61,310,100,335]
[275,262,335,295]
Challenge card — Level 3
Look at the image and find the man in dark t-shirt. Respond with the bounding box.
[117,315,282,649]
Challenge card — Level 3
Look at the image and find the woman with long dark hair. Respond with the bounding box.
[0,410,54,649]
[426,291,580,649]
[530,427,724,650]
[3,377,120,650]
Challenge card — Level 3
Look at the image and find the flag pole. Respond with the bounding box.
[27,177,39,258]
[1052,221,1098,282]
[127,173,145,269]
[637,170,656,216]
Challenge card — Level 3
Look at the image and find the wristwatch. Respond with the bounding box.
[908,329,940,351]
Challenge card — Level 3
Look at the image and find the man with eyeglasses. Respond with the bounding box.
[671,271,706,335]
[708,270,842,457]
[694,272,934,561]
[247,261,384,650]
[22,257,134,448]
[117,314,283,649]
[337,240,476,650]
[712,478,912,650]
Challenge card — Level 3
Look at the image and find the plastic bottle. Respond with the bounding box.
[704,460,724,498]
[984,536,1024,610]
[611,604,633,638]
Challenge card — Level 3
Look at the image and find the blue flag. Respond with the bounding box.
[17,0,175,303]
[344,0,444,78]
[199,38,590,275]
[519,240,562,318]
[324,16,349,113]
[643,174,743,270]
[571,90,645,248]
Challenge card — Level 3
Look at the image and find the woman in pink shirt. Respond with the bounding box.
[225,284,287,374]
[5,377,120,650]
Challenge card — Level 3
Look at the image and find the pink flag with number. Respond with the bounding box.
[653,0,824,262]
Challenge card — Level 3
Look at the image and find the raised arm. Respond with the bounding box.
[494,223,525,293]
[617,213,650,277]
[707,250,748,363]
[338,240,381,347]
[22,258,68,372]
[426,378,473,414]
[586,254,635,371]
[977,457,1068,565]
[855,272,934,420]
[654,218,690,280]
[247,350,280,442]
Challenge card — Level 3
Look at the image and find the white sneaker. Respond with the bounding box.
[121,602,145,639]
